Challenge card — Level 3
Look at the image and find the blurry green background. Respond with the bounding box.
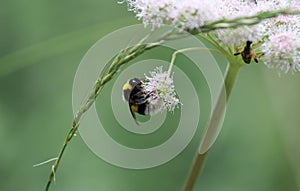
[1,1,300,191]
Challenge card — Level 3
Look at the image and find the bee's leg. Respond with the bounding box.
[129,104,139,125]
[234,45,243,56]
[251,40,261,48]
[251,52,259,63]
[236,45,243,51]
[253,53,264,63]
[234,52,241,56]
[251,52,258,63]
[258,53,264,59]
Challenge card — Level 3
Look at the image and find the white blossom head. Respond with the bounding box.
[213,0,264,47]
[123,0,266,46]
[170,0,219,31]
[260,3,300,73]
[144,66,180,112]
[261,24,300,73]
[256,0,300,12]
[214,25,265,47]
[125,0,176,28]
[123,0,219,30]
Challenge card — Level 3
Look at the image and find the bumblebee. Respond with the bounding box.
[234,40,258,64]
[122,78,162,125]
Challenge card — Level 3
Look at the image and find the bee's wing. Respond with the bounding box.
[130,83,148,103]
[133,96,148,104]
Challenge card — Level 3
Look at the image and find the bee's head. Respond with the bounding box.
[128,78,141,87]
[246,40,253,46]
[122,78,142,102]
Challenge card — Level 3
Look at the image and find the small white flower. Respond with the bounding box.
[213,0,264,47]
[125,0,176,28]
[215,25,265,47]
[123,0,219,30]
[171,0,219,30]
[144,66,180,112]
[261,26,300,73]
[261,7,300,73]
[257,0,300,12]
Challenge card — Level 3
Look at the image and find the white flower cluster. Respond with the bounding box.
[123,0,300,73]
[260,1,300,73]
[213,0,264,46]
[261,16,300,73]
[124,0,218,30]
[144,66,180,112]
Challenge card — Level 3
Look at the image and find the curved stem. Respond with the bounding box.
[183,60,242,191]
[44,36,165,191]
[168,47,223,77]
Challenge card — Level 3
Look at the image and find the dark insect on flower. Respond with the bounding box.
[234,40,259,64]
[122,78,163,125]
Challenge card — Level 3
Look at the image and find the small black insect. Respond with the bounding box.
[234,40,259,64]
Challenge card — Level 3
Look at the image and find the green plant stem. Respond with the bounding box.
[183,59,243,191]
[44,37,165,191]
[191,9,300,34]
[168,47,223,76]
